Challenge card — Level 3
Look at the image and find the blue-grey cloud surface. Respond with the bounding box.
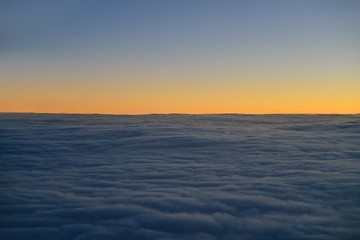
[0,114,359,239]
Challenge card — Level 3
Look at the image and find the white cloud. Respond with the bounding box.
[0,113,359,239]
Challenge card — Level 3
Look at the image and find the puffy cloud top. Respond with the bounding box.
[0,114,359,239]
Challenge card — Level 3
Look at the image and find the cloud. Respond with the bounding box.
[0,113,360,239]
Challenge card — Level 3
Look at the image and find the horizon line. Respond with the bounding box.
[1,111,359,116]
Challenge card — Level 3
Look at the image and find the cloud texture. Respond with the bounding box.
[0,113,359,239]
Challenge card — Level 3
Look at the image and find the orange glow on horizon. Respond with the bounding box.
[1,86,358,115]
[1,70,359,115]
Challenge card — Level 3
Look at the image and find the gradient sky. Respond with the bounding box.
[1,0,359,114]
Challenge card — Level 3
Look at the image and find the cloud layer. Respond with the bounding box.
[1,113,359,239]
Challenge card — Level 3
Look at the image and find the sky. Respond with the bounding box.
[0,0,359,114]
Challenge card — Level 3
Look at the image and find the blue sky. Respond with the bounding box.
[1,0,359,113]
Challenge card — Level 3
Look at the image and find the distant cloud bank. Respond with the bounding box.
[0,114,359,240]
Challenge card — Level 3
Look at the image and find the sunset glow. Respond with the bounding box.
[1,0,359,114]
